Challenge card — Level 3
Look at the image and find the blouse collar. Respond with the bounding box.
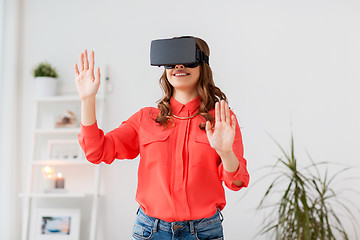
[170,96,201,115]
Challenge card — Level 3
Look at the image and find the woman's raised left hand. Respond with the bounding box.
[205,100,236,156]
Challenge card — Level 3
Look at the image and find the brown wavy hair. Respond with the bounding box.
[155,36,227,130]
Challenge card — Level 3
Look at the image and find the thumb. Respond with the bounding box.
[95,67,101,84]
[205,121,213,136]
[231,115,236,131]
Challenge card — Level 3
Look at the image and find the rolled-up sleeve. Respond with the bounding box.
[218,112,250,191]
[78,109,142,164]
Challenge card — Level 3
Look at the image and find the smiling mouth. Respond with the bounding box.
[173,73,190,77]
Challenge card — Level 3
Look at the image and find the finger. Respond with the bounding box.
[95,67,101,84]
[215,101,220,123]
[84,49,89,70]
[220,100,226,123]
[74,63,80,77]
[79,53,84,71]
[225,102,230,124]
[89,50,94,72]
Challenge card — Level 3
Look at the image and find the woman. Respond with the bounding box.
[75,36,249,240]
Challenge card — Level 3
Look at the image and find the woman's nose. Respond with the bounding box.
[175,65,185,69]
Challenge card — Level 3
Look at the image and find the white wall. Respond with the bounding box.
[0,0,21,239]
[19,0,360,239]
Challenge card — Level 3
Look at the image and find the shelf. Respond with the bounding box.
[19,192,89,198]
[34,128,80,134]
[34,95,105,102]
[35,95,80,102]
[23,89,107,240]
[32,159,89,166]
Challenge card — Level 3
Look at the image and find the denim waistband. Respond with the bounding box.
[136,207,223,233]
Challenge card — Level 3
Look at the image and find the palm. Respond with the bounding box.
[74,50,100,100]
[75,68,98,99]
[206,100,236,155]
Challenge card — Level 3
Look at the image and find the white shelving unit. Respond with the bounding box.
[20,84,106,240]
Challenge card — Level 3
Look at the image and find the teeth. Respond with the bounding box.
[175,73,188,76]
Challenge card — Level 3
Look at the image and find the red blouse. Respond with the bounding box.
[78,96,249,221]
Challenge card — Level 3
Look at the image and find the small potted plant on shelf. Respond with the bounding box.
[33,62,58,97]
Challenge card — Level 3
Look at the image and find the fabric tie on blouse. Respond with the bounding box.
[170,97,201,218]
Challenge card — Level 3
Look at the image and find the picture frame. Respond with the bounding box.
[48,139,83,160]
[30,208,80,240]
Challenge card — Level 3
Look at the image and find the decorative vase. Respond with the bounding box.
[35,76,57,97]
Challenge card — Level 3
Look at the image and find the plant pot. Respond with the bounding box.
[35,76,57,97]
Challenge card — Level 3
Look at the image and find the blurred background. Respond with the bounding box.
[1,0,360,239]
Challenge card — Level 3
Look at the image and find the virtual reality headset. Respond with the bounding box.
[150,37,209,69]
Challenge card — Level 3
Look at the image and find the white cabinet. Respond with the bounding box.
[20,91,106,240]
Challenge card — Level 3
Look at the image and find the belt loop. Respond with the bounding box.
[136,207,140,215]
[218,208,224,222]
[189,220,195,234]
[153,218,160,232]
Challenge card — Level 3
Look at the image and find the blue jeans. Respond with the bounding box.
[132,207,224,240]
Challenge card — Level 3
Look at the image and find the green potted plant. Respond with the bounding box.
[256,134,359,240]
[33,62,58,97]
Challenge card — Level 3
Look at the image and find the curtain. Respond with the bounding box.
[0,0,21,239]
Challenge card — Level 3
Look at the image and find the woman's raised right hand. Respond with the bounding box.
[74,50,100,100]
